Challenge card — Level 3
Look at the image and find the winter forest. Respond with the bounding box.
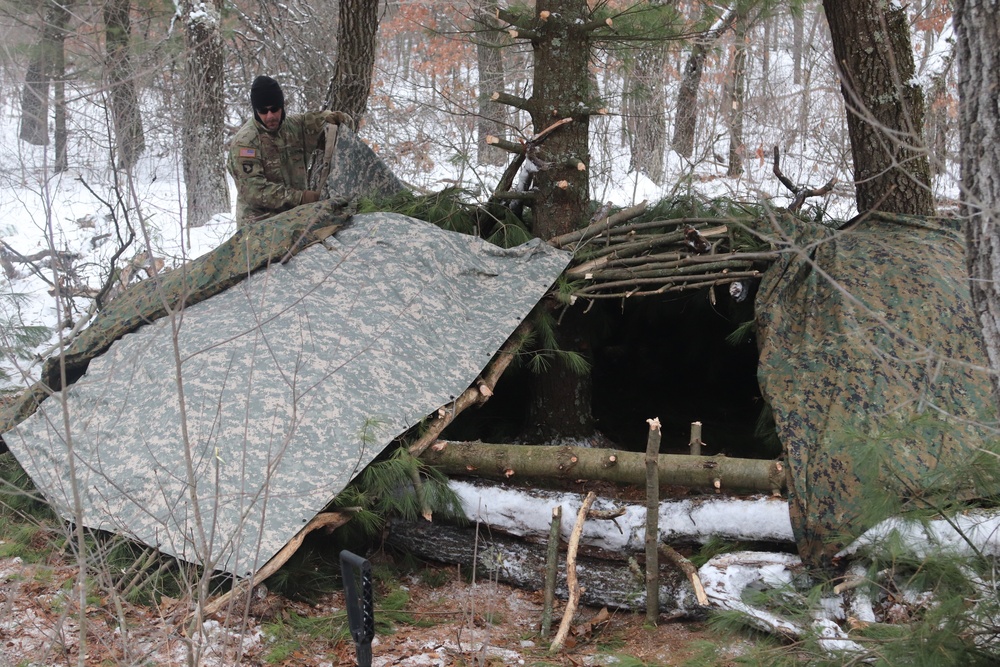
[5,0,1000,665]
[0,0,969,440]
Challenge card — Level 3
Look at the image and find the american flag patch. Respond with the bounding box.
[238,147,256,158]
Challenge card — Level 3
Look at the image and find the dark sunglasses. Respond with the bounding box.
[257,105,282,114]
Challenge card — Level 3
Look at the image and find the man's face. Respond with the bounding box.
[257,106,282,131]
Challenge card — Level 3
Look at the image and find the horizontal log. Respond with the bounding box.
[420,441,785,494]
[448,479,795,551]
[385,518,703,616]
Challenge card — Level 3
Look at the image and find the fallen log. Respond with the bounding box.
[385,518,702,616]
[447,479,794,551]
[421,440,786,495]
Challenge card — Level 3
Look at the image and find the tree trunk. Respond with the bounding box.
[475,0,508,167]
[529,0,591,240]
[726,16,748,178]
[20,0,74,147]
[623,39,666,183]
[420,441,786,494]
[385,519,699,615]
[823,0,934,215]
[104,0,145,169]
[792,9,803,86]
[523,0,596,440]
[446,479,796,549]
[671,10,736,159]
[326,0,380,128]
[180,0,230,228]
[51,0,73,172]
[958,0,1000,406]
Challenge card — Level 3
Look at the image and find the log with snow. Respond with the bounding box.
[387,478,1000,649]
[447,479,795,549]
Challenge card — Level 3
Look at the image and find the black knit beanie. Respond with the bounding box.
[250,75,284,113]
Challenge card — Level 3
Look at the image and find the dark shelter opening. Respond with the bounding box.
[443,285,773,459]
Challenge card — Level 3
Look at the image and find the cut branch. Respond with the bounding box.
[408,321,533,457]
[659,543,709,606]
[550,490,596,653]
[491,90,533,112]
[420,441,786,494]
[200,512,350,621]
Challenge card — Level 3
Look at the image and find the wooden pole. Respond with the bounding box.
[645,417,662,625]
[421,441,785,494]
[540,505,562,638]
[689,421,703,456]
[550,491,596,653]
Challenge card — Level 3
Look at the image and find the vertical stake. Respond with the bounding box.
[645,417,662,625]
[689,421,703,456]
[540,505,562,638]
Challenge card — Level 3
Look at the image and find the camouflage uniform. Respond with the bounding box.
[228,112,329,228]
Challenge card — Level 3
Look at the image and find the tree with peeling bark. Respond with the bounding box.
[178,0,230,228]
[823,0,934,215]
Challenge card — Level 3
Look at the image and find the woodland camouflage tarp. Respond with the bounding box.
[756,213,999,567]
[0,133,571,577]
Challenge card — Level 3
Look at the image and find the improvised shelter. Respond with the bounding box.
[1,124,997,577]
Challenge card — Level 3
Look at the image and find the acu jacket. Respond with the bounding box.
[228,111,328,228]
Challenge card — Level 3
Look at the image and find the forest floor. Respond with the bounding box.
[0,538,759,667]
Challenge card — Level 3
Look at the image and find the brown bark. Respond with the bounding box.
[672,10,737,159]
[529,0,591,241]
[327,0,380,127]
[958,0,1000,405]
[180,0,230,227]
[726,16,748,178]
[644,419,661,624]
[20,0,74,148]
[104,0,145,169]
[420,441,786,494]
[385,519,698,614]
[492,1,603,441]
[475,0,508,167]
[823,0,934,215]
[623,40,667,183]
[550,490,595,652]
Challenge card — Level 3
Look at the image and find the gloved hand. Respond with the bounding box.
[323,110,354,129]
[301,190,321,204]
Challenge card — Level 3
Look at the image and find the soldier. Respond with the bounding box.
[228,75,350,228]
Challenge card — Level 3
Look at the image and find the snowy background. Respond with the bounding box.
[0,2,960,391]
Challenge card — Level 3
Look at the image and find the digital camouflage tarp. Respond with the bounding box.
[0,130,571,577]
[756,212,999,567]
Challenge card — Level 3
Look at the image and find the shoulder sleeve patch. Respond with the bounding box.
[238,147,257,158]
